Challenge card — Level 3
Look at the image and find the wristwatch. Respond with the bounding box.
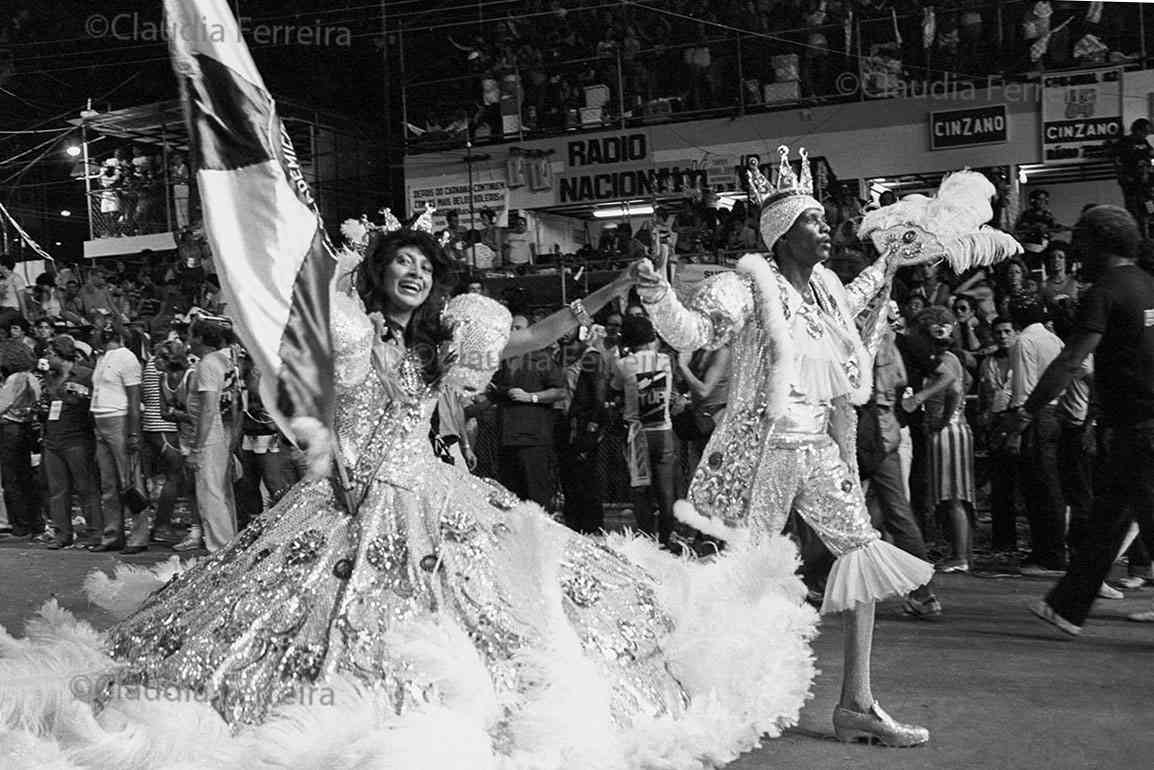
[531,394,539,404]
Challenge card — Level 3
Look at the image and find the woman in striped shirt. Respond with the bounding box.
[125,341,185,552]
[904,307,976,574]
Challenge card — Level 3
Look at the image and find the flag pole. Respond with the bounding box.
[330,439,359,515]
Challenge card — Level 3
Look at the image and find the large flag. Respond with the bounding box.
[163,0,335,439]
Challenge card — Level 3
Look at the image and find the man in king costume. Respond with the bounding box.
[633,147,1021,746]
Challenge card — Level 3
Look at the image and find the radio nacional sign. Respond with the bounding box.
[557,131,709,203]
[929,105,1008,150]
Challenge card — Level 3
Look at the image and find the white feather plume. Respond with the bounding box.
[941,228,1023,273]
[338,218,366,246]
[858,169,1022,273]
[83,557,189,620]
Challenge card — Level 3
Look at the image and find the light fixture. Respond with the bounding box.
[593,204,654,219]
[59,209,71,217]
[65,145,82,158]
[54,241,62,246]
[1017,167,1028,184]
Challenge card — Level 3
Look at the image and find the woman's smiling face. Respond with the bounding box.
[382,245,434,313]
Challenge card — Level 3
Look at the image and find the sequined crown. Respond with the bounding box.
[410,203,436,235]
[746,145,814,210]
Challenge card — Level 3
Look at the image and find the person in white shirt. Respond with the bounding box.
[502,213,534,266]
[89,326,142,551]
[1007,296,1068,575]
[0,255,28,318]
[610,315,678,549]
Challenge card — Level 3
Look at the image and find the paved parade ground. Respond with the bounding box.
[1,541,1151,769]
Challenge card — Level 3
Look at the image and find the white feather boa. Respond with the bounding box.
[735,254,793,420]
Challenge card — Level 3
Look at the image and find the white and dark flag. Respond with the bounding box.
[163,0,335,432]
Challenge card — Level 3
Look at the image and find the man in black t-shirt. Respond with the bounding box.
[1012,206,1154,634]
[493,315,567,509]
[1113,119,1153,236]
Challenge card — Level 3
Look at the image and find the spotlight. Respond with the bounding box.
[59,209,71,217]
[66,145,82,158]
[54,241,62,247]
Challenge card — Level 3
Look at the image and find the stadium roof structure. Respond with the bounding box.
[68,99,373,151]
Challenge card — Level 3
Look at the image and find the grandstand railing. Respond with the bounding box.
[86,179,198,240]
[401,0,1150,153]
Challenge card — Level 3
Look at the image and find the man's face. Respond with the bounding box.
[779,208,832,266]
[927,320,954,342]
[466,282,485,295]
[510,315,529,332]
[1030,193,1048,211]
[993,322,1017,351]
[603,314,622,344]
[34,322,53,341]
[65,281,79,297]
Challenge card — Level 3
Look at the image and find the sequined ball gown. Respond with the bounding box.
[0,292,818,770]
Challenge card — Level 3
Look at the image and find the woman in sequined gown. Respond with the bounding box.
[0,232,819,770]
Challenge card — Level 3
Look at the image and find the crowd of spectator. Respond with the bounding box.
[0,245,288,554]
[446,182,1154,591]
[408,0,1147,146]
[93,146,192,238]
[6,176,1154,601]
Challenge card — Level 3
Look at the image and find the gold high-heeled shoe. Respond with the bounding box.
[832,702,930,747]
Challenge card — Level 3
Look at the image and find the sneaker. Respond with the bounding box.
[1029,600,1082,637]
[151,525,181,545]
[1128,608,1154,622]
[903,595,943,618]
[1116,576,1148,590]
[172,527,204,552]
[935,559,970,574]
[1097,583,1124,600]
[1020,563,1065,578]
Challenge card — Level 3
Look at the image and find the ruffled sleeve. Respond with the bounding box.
[842,255,889,316]
[642,271,754,352]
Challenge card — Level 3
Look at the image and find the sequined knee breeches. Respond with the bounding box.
[746,436,879,556]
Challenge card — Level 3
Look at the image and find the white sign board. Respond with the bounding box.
[1041,68,1123,164]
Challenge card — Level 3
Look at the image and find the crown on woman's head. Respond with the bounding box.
[411,203,436,235]
[747,145,813,210]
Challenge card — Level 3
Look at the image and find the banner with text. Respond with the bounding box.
[930,104,1008,150]
[1041,68,1123,164]
[408,179,510,230]
[672,263,734,302]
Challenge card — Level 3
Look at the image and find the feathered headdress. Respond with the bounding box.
[749,146,824,251]
[857,170,1022,273]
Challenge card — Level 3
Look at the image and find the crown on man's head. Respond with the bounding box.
[746,145,814,209]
